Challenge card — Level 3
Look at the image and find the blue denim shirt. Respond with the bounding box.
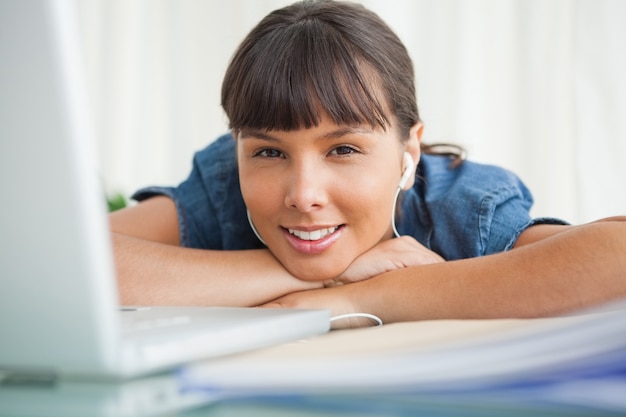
[134,133,567,260]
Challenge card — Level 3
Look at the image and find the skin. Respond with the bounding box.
[236,118,432,283]
[263,217,626,328]
[110,119,626,329]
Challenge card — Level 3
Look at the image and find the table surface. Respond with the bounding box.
[1,384,620,417]
[2,314,625,417]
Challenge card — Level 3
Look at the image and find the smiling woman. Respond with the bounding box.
[109,0,626,328]
[237,119,414,282]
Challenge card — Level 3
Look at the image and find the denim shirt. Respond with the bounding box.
[134,133,567,260]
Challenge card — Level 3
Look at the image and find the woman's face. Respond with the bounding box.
[237,117,420,282]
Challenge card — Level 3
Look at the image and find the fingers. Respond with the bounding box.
[323,278,344,288]
[333,236,445,285]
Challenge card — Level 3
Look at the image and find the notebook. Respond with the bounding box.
[0,0,330,382]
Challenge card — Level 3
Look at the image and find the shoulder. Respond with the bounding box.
[418,154,532,204]
[131,133,261,250]
[143,133,259,250]
[400,154,536,259]
[185,133,259,248]
[187,133,241,211]
[192,133,237,174]
[132,133,238,214]
[181,132,241,223]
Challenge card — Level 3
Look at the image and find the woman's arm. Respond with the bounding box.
[110,196,321,306]
[263,217,626,326]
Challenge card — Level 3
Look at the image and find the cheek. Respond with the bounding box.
[239,171,277,215]
[339,172,398,229]
[239,157,399,232]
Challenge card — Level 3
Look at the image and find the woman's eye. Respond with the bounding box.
[330,145,359,156]
[255,148,284,158]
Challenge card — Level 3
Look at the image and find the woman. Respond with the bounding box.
[110,0,626,328]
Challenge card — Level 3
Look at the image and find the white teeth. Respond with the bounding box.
[288,226,338,241]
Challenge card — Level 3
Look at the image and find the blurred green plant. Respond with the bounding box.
[107,192,128,212]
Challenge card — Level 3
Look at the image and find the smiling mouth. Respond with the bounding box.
[286,226,341,241]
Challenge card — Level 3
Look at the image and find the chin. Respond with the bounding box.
[284,262,346,283]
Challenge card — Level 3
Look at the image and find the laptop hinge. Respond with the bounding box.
[0,368,58,387]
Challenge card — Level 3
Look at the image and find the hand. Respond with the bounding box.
[325,236,444,287]
[261,286,377,329]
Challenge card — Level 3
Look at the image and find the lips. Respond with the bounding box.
[282,225,344,255]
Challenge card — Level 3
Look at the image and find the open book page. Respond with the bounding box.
[179,299,626,412]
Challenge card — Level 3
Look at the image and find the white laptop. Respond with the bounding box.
[0,0,330,382]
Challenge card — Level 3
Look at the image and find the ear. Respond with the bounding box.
[400,122,423,190]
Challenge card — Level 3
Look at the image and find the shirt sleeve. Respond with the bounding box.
[405,155,568,260]
[132,157,223,249]
[132,134,262,250]
[476,182,569,256]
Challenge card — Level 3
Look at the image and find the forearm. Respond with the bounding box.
[355,220,626,322]
[112,233,319,307]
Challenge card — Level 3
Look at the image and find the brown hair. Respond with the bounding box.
[222,0,464,164]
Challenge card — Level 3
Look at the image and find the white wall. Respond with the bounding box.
[77,0,626,224]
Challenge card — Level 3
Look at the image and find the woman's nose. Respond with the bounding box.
[283,160,328,212]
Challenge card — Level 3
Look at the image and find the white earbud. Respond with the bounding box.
[392,152,414,238]
[247,209,267,246]
[398,152,414,189]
